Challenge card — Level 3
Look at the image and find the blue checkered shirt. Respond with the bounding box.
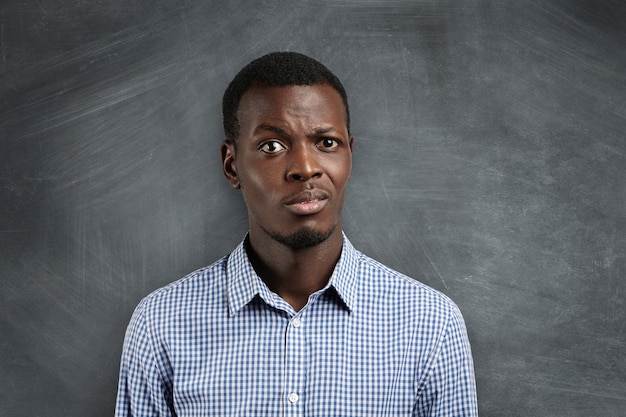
[115,234,477,416]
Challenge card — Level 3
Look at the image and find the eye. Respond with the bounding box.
[259,140,286,154]
[318,138,340,150]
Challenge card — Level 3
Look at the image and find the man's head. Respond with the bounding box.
[222,51,350,147]
[221,52,353,250]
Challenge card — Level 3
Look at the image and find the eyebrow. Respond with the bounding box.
[256,124,287,135]
[255,124,339,136]
[313,127,338,135]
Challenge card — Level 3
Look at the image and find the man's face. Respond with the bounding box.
[221,83,353,249]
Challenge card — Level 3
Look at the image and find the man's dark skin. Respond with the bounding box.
[221,83,354,311]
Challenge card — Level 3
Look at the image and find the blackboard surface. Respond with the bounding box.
[1,1,625,416]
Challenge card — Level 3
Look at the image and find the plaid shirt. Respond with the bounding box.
[115,234,477,416]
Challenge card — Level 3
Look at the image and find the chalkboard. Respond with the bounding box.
[1,1,625,416]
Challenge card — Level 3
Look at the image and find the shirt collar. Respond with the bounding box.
[226,233,359,317]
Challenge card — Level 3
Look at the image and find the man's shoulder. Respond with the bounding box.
[133,254,230,318]
[354,250,461,317]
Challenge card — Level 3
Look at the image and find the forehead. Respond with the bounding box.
[236,84,348,130]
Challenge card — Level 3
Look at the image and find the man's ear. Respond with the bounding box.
[221,141,240,189]
[348,134,355,181]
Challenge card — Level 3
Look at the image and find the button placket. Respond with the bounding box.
[284,315,306,415]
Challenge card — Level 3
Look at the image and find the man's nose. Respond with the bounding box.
[286,143,323,181]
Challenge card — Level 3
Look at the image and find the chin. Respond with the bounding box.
[269,225,337,249]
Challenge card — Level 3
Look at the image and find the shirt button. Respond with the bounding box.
[291,317,301,328]
[288,392,299,404]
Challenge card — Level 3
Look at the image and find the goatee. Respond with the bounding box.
[267,225,336,249]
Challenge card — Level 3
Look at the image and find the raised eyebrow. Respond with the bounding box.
[255,124,287,135]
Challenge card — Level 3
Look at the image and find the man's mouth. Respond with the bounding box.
[284,190,329,215]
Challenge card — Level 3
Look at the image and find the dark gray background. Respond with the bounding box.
[2,1,625,416]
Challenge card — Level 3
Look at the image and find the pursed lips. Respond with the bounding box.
[283,189,330,215]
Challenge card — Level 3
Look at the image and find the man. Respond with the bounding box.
[115,52,478,416]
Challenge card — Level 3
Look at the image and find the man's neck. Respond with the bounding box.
[246,228,343,312]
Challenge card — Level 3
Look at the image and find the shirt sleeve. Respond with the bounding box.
[414,305,478,417]
[115,300,175,417]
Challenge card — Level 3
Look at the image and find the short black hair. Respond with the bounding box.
[222,51,350,144]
